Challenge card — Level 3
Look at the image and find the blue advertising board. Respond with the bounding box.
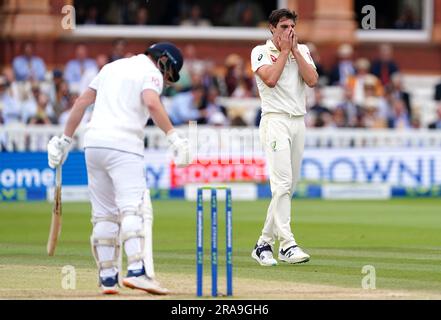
[1,148,441,201]
[0,151,176,201]
[0,152,87,201]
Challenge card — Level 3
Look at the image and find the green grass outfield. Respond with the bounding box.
[0,199,440,298]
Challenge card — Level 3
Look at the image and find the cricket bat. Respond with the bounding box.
[47,165,62,256]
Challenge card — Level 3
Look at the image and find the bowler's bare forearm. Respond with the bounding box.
[148,105,174,134]
[64,88,96,137]
[142,89,174,134]
[256,51,290,88]
[292,49,318,87]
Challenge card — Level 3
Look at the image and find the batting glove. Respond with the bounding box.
[166,130,193,168]
[47,134,73,169]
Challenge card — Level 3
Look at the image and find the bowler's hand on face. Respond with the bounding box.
[291,31,298,49]
[279,29,293,52]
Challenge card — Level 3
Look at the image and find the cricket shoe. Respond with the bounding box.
[251,242,278,266]
[278,245,310,264]
[122,266,170,295]
[100,274,119,295]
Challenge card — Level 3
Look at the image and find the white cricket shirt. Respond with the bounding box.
[84,54,163,156]
[251,40,316,116]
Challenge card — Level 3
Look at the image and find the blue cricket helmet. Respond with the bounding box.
[146,42,183,83]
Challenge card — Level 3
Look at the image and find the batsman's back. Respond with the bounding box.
[84,54,164,155]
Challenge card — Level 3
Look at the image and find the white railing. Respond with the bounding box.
[1,124,441,152]
[305,128,441,148]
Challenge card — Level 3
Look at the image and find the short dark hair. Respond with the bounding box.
[268,9,298,28]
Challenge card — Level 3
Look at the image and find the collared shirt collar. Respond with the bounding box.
[266,39,280,53]
[266,39,295,60]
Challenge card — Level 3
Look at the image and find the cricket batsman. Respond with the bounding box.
[47,42,191,294]
[251,9,318,266]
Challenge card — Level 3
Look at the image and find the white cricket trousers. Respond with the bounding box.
[85,148,147,277]
[258,113,305,251]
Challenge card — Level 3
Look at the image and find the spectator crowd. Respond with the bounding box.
[75,0,269,28]
[1,39,441,134]
[76,0,424,31]
[304,42,441,130]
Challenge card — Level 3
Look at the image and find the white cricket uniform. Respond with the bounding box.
[251,40,316,251]
[85,54,163,277]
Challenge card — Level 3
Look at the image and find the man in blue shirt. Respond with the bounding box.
[12,42,47,82]
[64,44,98,89]
[168,85,205,125]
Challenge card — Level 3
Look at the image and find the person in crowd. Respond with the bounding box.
[387,98,411,129]
[346,59,383,106]
[104,0,138,24]
[395,6,422,29]
[83,5,105,25]
[64,44,98,91]
[335,87,363,127]
[168,85,205,125]
[20,81,57,124]
[173,44,208,92]
[370,44,399,86]
[0,75,22,124]
[238,7,258,27]
[332,107,347,128]
[183,44,209,78]
[207,63,227,95]
[329,43,355,86]
[20,82,38,124]
[28,93,53,125]
[204,86,229,126]
[222,0,265,26]
[13,42,47,82]
[180,4,212,26]
[428,103,441,129]
[224,54,254,97]
[389,73,412,117]
[376,83,394,122]
[2,67,21,103]
[51,80,71,119]
[360,96,387,129]
[134,6,152,25]
[46,69,65,106]
[309,87,333,127]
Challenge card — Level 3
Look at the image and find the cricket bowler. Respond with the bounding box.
[251,9,318,266]
[47,42,191,294]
